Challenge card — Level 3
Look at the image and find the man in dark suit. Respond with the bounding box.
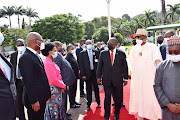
[160,31,174,60]
[79,40,101,111]
[66,44,81,108]
[19,32,51,120]
[76,39,86,97]
[0,38,17,120]
[10,39,26,120]
[97,38,128,120]
[53,41,76,119]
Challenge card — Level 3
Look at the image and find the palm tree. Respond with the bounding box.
[143,9,157,27]
[167,3,180,23]
[161,0,166,25]
[25,7,39,30]
[0,6,14,28]
[14,5,24,28]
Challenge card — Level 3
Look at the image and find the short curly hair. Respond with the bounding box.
[41,42,55,56]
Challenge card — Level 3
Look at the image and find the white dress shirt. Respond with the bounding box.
[16,51,24,79]
[27,47,38,55]
[0,56,11,81]
[87,49,94,70]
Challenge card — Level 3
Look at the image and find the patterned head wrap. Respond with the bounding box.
[167,36,180,46]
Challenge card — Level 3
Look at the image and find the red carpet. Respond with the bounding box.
[83,80,137,120]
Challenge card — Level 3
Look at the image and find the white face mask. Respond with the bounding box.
[87,44,92,50]
[0,32,4,46]
[71,49,75,54]
[168,54,180,62]
[136,39,143,45]
[81,44,85,48]
[52,52,58,59]
[164,38,169,44]
[40,43,45,50]
[37,42,45,50]
[17,46,26,52]
[104,47,109,50]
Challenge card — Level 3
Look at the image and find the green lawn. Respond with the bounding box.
[125,45,133,49]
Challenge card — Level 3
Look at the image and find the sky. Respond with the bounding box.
[0,0,180,28]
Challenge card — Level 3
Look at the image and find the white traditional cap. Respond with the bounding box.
[136,29,148,36]
[167,36,180,46]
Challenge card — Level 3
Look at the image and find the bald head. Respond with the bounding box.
[164,31,174,38]
[107,38,118,50]
[26,32,43,51]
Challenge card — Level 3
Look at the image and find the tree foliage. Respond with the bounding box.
[1,28,29,49]
[114,33,124,44]
[92,27,109,43]
[83,21,95,39]
[32,13,85,44]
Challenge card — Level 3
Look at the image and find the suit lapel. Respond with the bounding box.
[107,51,112,66]
[113,51,119,66]
[0,53,13,82]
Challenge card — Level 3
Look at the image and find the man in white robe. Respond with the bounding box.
[127,29,162,120]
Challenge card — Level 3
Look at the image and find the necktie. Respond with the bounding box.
[110,50,113,66]
[16,52,22,79]
[88,50,94,70]
[0,62,7,78]
[36,53,43,64]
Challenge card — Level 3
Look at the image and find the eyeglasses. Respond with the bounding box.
[135,35,144,38]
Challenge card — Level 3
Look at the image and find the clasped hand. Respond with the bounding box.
[167,103,180,114]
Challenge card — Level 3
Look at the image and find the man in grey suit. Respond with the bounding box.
[53,41,76,119]
[0,34,17,120]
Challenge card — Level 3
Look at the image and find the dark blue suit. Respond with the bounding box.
[53,53,76,112]
[0,53,17,120]
[160,44,166,60]
[76,47,85,95]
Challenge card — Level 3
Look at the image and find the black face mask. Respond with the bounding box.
[108,44,114,50]
[132,41,137,46]
[157,40,163,44]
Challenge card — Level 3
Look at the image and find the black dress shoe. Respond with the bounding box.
[70,104,80,108]
[112,101,115,106]
[87,106,91,111]
[97,103,101,108]
[121,103,125,107]
[114,116,119,120]
[75,102,81,106]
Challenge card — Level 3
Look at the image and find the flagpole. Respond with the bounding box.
[106,0,111,39]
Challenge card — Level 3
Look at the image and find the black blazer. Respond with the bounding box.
[65,53,79,79]
[53,53,76,86]
[76,47,83,66]
[160,44,166,60]
[79,49,99,79]
[10,51,18,82]
[0,53,17,118]
[19,48,50,104]
[96,49,128,87]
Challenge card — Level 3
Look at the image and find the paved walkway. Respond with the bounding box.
[16,79,103,120]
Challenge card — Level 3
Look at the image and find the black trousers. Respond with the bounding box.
[80,77,85,95]
[104,85,123,119]
[62,87,68,113]
[25,95,46,120]
[86,70,100,106]
[69,80,77,105]
[16,79,26,120]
